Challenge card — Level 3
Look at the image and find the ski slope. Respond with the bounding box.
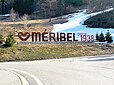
[53,8,114,41]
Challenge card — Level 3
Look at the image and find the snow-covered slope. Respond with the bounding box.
[53,8,114,42]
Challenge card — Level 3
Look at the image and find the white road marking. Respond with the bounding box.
[2,68,43,85]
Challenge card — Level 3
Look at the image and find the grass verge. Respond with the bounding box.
[0,44,114,62]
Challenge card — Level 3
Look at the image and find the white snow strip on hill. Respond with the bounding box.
[53,8,114,32]
[0,14,11,17]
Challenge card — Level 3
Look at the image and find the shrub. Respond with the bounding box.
[4,33,16,47]
[0,35,4,45]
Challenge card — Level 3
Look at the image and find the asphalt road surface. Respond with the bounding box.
[0,54,114,85]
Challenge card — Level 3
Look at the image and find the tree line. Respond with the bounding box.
[0,0,84,18]
[1,0,114,18]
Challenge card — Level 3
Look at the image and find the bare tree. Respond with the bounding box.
[40,0,57,21]
[48,0,57,22]
[10,8,17,33]
[87,0,114,13]
[21,14,30,29]
[10,8,17,22]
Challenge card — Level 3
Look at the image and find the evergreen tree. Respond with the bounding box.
[64,0,71,4]
[99,32,105,42]
[64,0,83,6]
[96,33,99,41]
[75,0,83,6]
[1,0,5,14]
[105,31,113,43]
[13,0,34,15]
[4,33,16,47]
[0,34,4,44]
[57,0,65,16]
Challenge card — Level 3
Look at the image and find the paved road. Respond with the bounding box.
[0,70,21,85]
[0,54,114,85]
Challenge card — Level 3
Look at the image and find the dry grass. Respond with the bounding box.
[0,16,68,37]
[0,44,113,62]
[0,19,49,25]
[0,19,53,38]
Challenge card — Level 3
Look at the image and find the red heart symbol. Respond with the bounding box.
[18,32,30,41]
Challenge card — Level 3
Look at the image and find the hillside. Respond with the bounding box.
[84,10,114,28]
[1,0,114,18]
[0,0,85,19]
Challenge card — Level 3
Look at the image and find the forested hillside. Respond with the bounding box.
[1,0,114,18]
[83,0,114,28]
[0,0,114,27]
[84,10,114,28]
[0,0,84,18]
